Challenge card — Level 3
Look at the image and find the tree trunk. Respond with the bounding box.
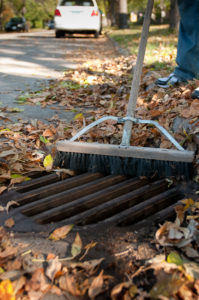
[105,0,118,26]
[119,0,128,29]
[169,0,179,32]
[0,0,3,31]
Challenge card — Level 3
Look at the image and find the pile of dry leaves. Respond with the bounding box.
[0,196,199,299]
[0,53,199,195]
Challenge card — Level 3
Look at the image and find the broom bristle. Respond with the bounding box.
[54,151,193,179]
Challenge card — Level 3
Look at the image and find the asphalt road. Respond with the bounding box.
[0,30,87,124]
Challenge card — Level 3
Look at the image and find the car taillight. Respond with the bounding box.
[91,9,98,16]
[55,9,61,16]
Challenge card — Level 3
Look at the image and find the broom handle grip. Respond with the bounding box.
[121,0,154,146]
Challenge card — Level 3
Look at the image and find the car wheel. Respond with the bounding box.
[94,31,99,39]
[55,30,63,38]
[55,31,60,38]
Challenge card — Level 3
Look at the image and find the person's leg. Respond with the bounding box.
[174,0,199,80]
[156,0,199,88]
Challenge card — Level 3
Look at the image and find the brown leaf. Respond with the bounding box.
[111,282,131,300]
[160,139,173,149]
[0,186,7,195]
[26,268,49,292]
[43,129,54,137]
[4,218,15,228]
[190,99,199,117]
[70,258,104,274]
[46,258,62,281]
[88,270,104,300]
[175,205,185,226]
[0,247,17,260]
[0,201,19,213]
[59,275,85,297]
[150,110,163,118]
[0,150,16,158]
[49,224,74,240]
[13,276,26,295]
[6,257,22,271]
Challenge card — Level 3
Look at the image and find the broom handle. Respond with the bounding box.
[121,0,154,146]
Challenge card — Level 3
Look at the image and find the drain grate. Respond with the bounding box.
[0,172,184,232]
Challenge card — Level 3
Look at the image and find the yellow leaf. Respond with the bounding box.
[74,113,84,120]
[43,154,53,170]
[194,202,199,208]
[167,252,183,266]
[71,232,82,257]
[0,280,15,300]
[85,242,97,249]
[49,224,74,240]
[129,284,138,298]
[180,198,194,211]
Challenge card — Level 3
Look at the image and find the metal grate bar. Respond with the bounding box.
[53,179,168,226]
[13,172,104,206]
[21,174,127,217]
[103,188,181,226]
[34,177,150,224]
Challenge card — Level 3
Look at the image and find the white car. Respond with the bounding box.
[54,0,101,38]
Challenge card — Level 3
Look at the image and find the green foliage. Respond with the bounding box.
[1,0,57,29]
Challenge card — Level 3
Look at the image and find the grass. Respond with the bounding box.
[107,24,178,72]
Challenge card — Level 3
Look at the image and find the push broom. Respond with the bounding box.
[55,0,194,178]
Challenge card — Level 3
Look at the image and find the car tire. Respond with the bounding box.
[94,31,99,39]
[55,30,64,38]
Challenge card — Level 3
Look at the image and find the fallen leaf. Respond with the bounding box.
[111,282,131,300]
[71,232,82,258]
[46,258,62,281]
[59,275,85,296]
[10,174,30,185]
[13,276,26,296]
[70,258,104,274]
[180,198,195,211]
[0,279,15,300]
[0,201,19,213]
[0,150,16,158]
[42,129,54,137]
[49,224,74,240]
[40,135,50,144]
[43,154,53,170]
[150,270,184,298]
[26,268,49,292]
[88,270,104,300]
[167,252,183,266]
[4,218,15,228]
[0,186,7,195]
[80,242,97,260]
[183,259,199,280]
[74,113,84,120]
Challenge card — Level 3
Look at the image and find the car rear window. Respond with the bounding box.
[60,0,94,6]
[10,17,23,22]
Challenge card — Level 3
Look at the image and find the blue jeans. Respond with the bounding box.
[174,0,199,80]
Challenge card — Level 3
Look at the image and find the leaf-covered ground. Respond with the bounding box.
[0,33,199,299]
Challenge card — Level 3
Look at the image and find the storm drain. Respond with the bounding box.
[0,172,184,232]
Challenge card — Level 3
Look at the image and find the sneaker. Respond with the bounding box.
[155,73,186,88]
[191,87,199,99]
